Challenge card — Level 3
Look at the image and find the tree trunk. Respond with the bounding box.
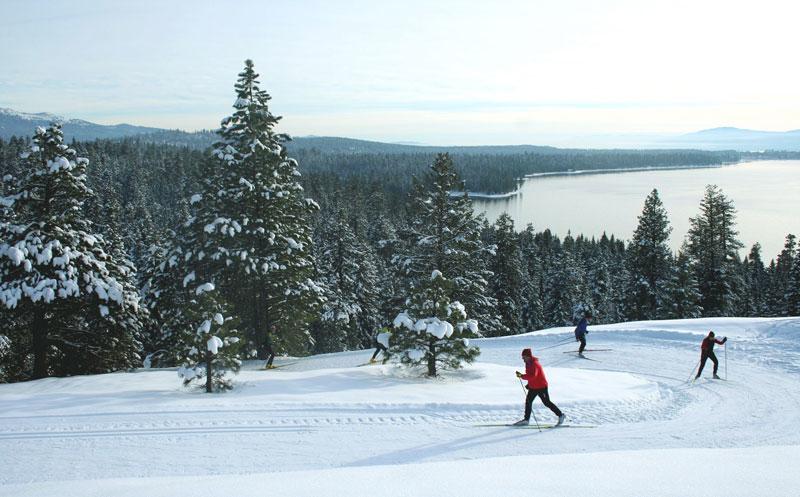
[427,337,437,377]
[205,349,213,393]
[32,309,49,379]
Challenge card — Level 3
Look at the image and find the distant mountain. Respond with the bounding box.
[0,108,164,141]
[3,107,798,153]
[662,127,800,151]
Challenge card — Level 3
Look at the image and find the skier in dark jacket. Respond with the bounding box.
[574,311,591,356]
[695,331,727,379]
[514,348,566,426]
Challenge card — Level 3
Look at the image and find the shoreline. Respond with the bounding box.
[461,161,742,199]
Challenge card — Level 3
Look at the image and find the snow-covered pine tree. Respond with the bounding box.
[0,124,144,380]
[207,59,323,355]
[624,189,673,320]
[686,185,743,316]
[395,153,503,335]
[786,248,800,316]
[390,270,479,376]
[739,243,768,317]
[313,210,383,352]
[772,234,797,316]
[175,281,241,392]
[661,246,703,319]
[543,241,591,327]
[487,213,526,335]
[518,225,544,331]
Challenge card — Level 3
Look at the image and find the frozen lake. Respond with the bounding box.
[472,160,800,259]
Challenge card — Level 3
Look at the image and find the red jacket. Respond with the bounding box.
[521,355,548,389]
[701,336,725,352]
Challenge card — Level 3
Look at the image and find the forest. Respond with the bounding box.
[1,60,799,387]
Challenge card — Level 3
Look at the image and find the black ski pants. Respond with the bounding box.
[265,344,275,367]
[577,336,587,353]
[524,386,563,420]
[696,350,718,377]
[371,342,387,361]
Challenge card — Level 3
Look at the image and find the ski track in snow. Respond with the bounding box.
[1,317,799,487]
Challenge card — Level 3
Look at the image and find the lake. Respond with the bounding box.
[472,160,800,260]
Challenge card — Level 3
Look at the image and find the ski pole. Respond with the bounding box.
[725,340,728,380]
[519,377,541,432]
[687,359,700,383]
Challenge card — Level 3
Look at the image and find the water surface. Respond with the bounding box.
[472,160,800,259]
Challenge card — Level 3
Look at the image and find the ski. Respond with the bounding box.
[473,423,596,429]
[562,349,612,353]
[357,361,385,367]
[264,362,299,370]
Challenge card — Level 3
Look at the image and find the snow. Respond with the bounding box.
[195,282,214,295]
[1,317,800,496]
[207,336,223,354]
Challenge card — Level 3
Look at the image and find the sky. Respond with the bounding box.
[1,0,799,145]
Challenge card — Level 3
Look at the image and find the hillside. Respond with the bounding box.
[2,317,799,497]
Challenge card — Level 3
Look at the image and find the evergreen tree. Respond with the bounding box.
[395,153,503,335]
[543,246,590,327]
[686,185,743,316]
[772,234,797,315]
[0,125,144,380]
[661,247,703,319]
[206,59,323,354]
[518,225,544,331]
[175,281,241,392]
[313,210,383,352]
[390,270,479,376]
[624,189,673,320]
[740,243,768,316]
[487,214,526,335]
[786,249,800,316]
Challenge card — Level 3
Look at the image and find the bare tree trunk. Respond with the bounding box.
[205,349,213,393]
[427,337,437,377]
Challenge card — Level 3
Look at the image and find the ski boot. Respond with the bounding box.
[556,414,566,426]
[512,418,530,426]
[713,374,721,379]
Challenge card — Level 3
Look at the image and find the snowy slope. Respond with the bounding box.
[1,317,799,496]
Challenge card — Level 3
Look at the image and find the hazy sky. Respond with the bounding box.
[1,0,798,145]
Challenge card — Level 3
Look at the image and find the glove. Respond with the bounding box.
[722,336,728,344]
[515,371,523,378]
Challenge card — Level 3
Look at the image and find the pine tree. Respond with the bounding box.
[772,234,797,315]
[686,185,743,316]
[0,125,144,380]
[544,246,590,327]
[518,225,544,331]
[487,214,526,335]
[624,189,673,320]
[740,244,768,316]
[205,59,323,354]
[390,270,479,376]
[395,153,503,335]
[313,210,383,352]
[786,249,800,316]
[175,281,241,392]
[661,247,703,319]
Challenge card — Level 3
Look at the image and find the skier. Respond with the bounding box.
[695,331,727,380]
[574,311,592,357]
[514,348,566,426]
[370,327,391,364]
[263,324,277,369]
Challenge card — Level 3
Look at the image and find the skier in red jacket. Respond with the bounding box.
[695,331,727,380]
[514,348,566,426]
